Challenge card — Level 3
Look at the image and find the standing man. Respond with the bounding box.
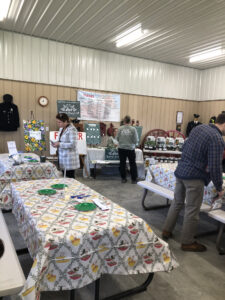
[117,115,138,184]
[186,113,201,137]
[162,113,225,252]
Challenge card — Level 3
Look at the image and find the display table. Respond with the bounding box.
[0,153,60,210]
[84,148,145,179]
[11,178,178,300]
[148,163,221,205]
[144,150,182,155]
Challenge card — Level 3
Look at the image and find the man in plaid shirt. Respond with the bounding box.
[162,113,225,252]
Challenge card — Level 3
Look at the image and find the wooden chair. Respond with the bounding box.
[166,130,185,139]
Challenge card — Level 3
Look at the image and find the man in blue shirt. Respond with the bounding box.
[162,113,225,252]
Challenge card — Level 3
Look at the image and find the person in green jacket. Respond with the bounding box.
[116,115,138,183]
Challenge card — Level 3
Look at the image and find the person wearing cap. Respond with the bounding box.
[186,114,201,137]
[162,113,225,252]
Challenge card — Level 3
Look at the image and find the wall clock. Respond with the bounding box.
[38,96,49,107]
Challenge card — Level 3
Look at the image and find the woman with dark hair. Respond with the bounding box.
[52,113,80,178]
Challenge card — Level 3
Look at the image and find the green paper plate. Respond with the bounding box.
[38,189,57,195]
[24,156,33,159]
[51,184,68,189]
[75,202,97,211]
[29,159,38,163]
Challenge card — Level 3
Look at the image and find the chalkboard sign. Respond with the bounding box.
[134,126,143,145]
[84,123,101,145]
[105,148,119,160]
[57,100,80,118]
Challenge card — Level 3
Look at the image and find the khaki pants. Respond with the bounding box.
[163,178,204,244]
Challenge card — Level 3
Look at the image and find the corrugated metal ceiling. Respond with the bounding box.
[1,0,225,70]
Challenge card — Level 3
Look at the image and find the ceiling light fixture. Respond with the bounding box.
[0,0,11,21]
[115,24,148,48]
[189,48,224,63]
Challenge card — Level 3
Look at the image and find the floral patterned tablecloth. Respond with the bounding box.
[148,163,219,205]
[0,154,60,210]
[11,178,178,300]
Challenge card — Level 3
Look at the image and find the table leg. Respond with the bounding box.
[94,164,97,179]
[216,223,225,255]
[142,189,170,210]
[95,278,100,300]
[100,273,154,300]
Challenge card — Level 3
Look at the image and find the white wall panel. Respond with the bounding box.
[199,66,225,100]
[31,36,40,83]
[0,31,4,79]
[0,30,203,100]
[22,35,32,81]
[3,32,13,79]
[48,40,57,85]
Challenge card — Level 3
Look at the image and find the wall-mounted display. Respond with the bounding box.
[84,123,101,145]
[176,111,183,124]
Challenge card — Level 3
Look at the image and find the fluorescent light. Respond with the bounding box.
[115,24,148,48]
[0,0,11,21]
[189,48,224,63]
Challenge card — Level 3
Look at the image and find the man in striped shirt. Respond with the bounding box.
[162,113,225,252]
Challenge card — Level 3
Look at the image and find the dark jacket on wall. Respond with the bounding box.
[0,102,20,131]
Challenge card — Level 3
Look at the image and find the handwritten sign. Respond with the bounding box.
[49,131,87,155]
[105,148,119,160]
[57,100,80,118]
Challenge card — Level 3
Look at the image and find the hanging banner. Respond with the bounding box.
[57,100,80,118]
[78,90,120,122]
[23,120,46,152]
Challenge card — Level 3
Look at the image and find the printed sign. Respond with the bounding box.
[57,100,80,118]
[105,148,119,161]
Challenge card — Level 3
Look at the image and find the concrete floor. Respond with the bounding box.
[3,169,225,300]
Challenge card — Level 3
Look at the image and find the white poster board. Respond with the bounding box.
[7,141,18,155]
[77,132,87,155]
[49,131,59,155]
[49,131,87,155]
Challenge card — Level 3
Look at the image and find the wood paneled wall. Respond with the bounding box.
[0,79,199,154]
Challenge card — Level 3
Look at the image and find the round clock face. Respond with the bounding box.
[38,96,49,107]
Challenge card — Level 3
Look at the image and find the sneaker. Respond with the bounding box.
[121,179,127,183]
[162,230,173,240]
[181,241,207,252]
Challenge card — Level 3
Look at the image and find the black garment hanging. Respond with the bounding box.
[0,94,20,131]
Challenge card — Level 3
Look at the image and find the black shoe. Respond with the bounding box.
[162,230,173,240]
[121,179,127,183]
[131,180,137,184]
